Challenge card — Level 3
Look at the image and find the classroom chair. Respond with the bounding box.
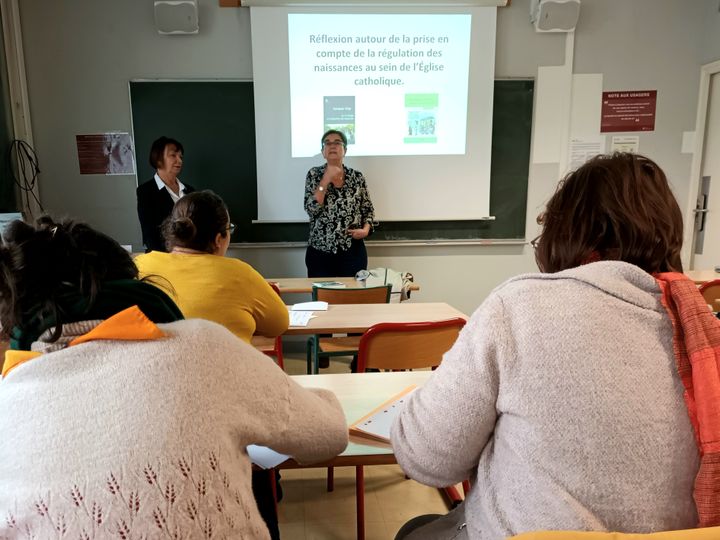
[306,284,392,374]
[340,318,468,530]
[699,278,720,312]
[509,526,720,540]
[251,282,285,370]
[0,338,8,374]
[355,317,467,372]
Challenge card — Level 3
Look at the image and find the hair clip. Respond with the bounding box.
[50,226,58,237]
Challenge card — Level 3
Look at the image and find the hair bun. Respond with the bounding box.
[171,217,196,241]
[3,219,35,245]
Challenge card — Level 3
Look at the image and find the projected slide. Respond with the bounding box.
[250,6,496,221]
[288,14,471,158]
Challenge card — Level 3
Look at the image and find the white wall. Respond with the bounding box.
[701,0,720,64]
[16,0,717,316]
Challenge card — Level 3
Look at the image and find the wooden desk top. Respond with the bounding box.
[268,277,420,294]
[685,269,720,285]
[284,302,467,336]
[289,371,432,463]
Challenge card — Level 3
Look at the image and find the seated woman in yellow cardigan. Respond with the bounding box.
[136,190,288,344]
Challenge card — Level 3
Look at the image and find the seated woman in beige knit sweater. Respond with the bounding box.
[391,153,707,539]
[0,216,348,539]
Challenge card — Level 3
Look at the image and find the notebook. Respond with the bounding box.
[349,386,417,444]
[312,281,347,288]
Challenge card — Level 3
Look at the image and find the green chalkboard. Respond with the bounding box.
[0,24,18,213]
[130,79,532,243]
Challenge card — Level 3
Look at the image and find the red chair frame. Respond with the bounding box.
[252,282,284,369]
[699,279,720,313]
[351,317,468,537]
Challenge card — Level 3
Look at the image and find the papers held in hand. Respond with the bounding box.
[246,445,290,469]
[349,386,417,444]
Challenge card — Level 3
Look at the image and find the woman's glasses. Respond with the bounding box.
[530,235,540,250]
[227,223,236,235]
[323,140,346,148]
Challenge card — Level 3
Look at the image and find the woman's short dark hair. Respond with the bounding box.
[535,152,683,274]
[163,190,230,253]
[149,136,184,169]
[0,216,138,340]
[321,129,347,148]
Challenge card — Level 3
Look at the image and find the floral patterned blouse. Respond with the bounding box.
[304,164,375,254]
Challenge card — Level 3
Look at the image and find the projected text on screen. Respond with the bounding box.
[288,14,472,158]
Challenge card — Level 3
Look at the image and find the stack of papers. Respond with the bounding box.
[349,386,417,443]
[289,311,314,327]
[287,301,328,327]
[291,301,328,311]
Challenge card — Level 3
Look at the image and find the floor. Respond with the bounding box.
[278,354,451,540]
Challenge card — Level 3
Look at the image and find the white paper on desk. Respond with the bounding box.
[292,301,328,311]
[247,445,290,469]
[350,387,417,443]
[289,311,314,327]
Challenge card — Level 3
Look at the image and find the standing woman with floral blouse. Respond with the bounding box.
[304,129,375,277]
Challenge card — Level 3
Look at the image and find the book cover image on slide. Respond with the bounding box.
[324,96,356,145]
[404,93,438,144]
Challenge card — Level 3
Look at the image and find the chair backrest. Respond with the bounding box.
[356,318,466,372]
[510,526,720,539]
[698,279,720,311]
[268,282,281,297]
[312,284,391,304]
[0,339,8,374]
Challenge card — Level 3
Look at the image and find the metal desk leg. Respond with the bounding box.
[356,465,365,540]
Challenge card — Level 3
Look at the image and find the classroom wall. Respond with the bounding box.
[701,0,720,64]
[16,0,719,316]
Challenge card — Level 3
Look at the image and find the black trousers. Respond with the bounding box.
[306,240,368,278]
[252,469,280,540]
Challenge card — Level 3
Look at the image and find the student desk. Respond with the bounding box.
[685,269,720,285]
[284,371,433,540]
[283,302,467,336]
[268,277,420,294]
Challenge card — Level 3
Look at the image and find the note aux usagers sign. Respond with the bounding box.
[601,90,657,133]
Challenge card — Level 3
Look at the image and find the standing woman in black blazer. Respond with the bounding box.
[136,136,195,252]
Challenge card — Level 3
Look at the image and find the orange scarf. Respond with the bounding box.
[2,306,165,378]
[655,272,720,527]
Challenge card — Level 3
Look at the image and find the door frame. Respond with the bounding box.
[683,59,720,269]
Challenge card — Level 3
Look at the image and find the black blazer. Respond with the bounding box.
[136,178,195,253]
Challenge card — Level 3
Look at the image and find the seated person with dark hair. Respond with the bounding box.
[392,153,714,539]
[0,216,348,539]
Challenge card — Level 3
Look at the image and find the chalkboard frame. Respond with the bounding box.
[130,78,533,244]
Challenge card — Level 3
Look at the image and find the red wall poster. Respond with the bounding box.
[601,90,657,133]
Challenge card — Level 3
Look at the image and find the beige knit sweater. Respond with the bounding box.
[0,318,348,539]
[391,262,699,539]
